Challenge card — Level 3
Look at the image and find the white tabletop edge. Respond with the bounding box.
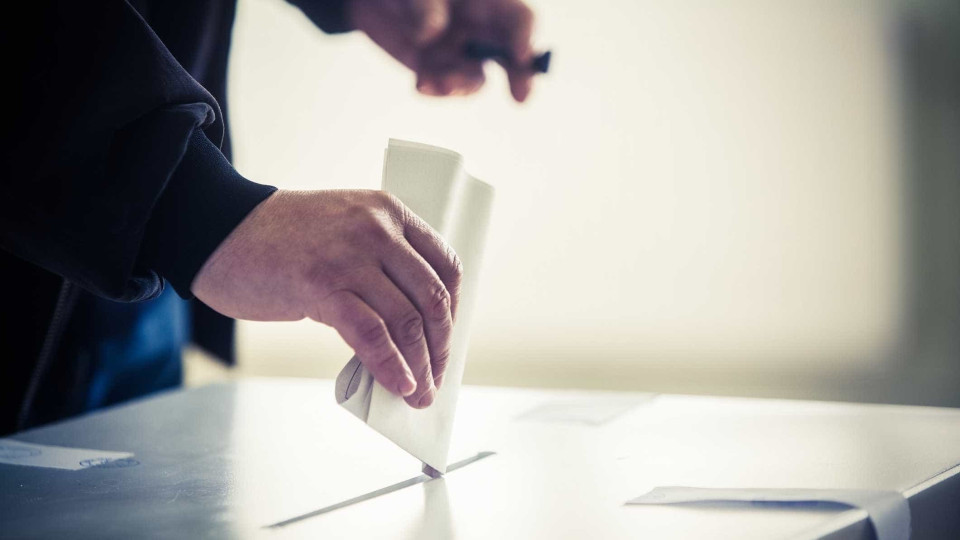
[785,508,870,540]
[903,461,960,497]
[781,462,960,540]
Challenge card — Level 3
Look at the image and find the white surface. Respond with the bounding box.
[516,395,654,426]
[629,487,910,540]
[258,380,960,539]
[0,439,133,471]
[336,140,494,472]
[5,380,960,539]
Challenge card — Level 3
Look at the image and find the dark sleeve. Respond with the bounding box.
[139,129,275,298]
[0,1,271,302]
[286,0,355,34]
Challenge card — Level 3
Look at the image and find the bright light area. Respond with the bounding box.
[226,0,902,388]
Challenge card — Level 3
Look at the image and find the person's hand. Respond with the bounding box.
[191,190,462,409]
[348,0,536,102]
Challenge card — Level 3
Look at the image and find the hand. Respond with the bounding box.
[348,0,537,102]
[191,190,462,409]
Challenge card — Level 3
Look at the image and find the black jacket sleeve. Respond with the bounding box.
[1,0,274,302]
[140,128,275,298]
[287,0,355,34]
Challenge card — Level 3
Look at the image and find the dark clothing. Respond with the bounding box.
[0,0,350,434]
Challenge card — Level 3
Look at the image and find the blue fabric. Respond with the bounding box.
[78,286,189,411]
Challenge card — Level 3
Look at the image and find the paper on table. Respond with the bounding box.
[628,486,910,540]
[0,439,135,471]
[335,139,494,473]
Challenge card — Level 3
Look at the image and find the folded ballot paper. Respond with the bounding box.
[335,139,494,473]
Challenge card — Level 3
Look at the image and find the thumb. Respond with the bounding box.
[407,0,449,45]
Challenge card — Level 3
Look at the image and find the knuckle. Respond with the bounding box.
[518,4,535,26]
[396,311,425,345]
[374,191,404,218]
[412,358,433,382]
[444,246,464,295]
[345,205,389,241]
[426,283,452,322]
[432,348,451,372]
[449,249,464,282]
[356,318,391,350]
[379,190,401,209]
[371,350,402,374]
[344,201,375,223]
[383,193,414,225]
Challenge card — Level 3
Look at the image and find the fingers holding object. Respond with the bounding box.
[383,244,454,390]
[414,27,485,97]
[417,60,486,97]
[352,269,438,409]
[402,214,463,320]
[322,290,417,398]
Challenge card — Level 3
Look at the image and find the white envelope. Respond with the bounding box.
[335,139,494,473]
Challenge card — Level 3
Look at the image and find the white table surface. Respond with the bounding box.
[1,378,959,539]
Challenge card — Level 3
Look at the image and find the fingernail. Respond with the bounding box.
[398,373,416,397]
[417,387,436,408]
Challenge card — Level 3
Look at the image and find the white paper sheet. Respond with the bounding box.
[628,486,910,540]
[0,439,135,471]
[336,139,494,473]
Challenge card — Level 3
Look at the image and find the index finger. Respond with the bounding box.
[321,290,417,398]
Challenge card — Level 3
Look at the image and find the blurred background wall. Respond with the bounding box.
[187,0,960,406]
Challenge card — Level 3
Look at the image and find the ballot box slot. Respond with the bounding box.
[264,451,495,529]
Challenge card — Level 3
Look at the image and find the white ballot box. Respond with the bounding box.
[1,379,959,539]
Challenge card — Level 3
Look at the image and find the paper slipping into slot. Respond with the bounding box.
[335,139,494,473]
[628,486,910,540]
[266,452,495,528]
[0,439,134,471]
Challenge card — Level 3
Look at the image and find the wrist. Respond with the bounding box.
[139,128,277,298]
[190,189,285,298]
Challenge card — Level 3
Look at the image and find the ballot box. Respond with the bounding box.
[1,379,959,539]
